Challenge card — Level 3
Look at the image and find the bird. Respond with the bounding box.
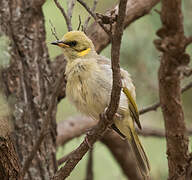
[51,31,150,178]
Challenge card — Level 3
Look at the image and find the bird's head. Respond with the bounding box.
[51,31,96,61]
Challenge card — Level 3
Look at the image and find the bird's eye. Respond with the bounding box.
[65,41,77,47]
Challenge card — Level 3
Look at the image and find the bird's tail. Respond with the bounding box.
[114,117,150,178]
[128,126,150,178]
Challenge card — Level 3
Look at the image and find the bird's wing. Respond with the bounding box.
[96,55,141,129]
[122,87,141,129]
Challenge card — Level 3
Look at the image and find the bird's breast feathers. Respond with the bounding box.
[65,58,109,118]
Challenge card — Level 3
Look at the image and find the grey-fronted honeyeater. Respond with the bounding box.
[51,31,150,177]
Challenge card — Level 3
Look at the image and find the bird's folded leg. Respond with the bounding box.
[114,113,123,120]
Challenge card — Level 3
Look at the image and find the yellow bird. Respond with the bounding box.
[51,31,150,178]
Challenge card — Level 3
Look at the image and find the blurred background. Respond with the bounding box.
[42,0,192,179]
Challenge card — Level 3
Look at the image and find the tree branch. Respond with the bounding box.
[56,116,192,179]
[87,0,160,53]
[83,0,98,31]
[139,81,192,115]
[53,0,73,31]
[67,0,76,24]
[77,0,111,36]
[56,116,95,146]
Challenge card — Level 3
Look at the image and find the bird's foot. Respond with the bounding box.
[104,107,122,120]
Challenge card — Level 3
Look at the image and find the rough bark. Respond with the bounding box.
[0,135,22,180]
[155,0,192,179]
[0,0,57,179]
[0,77,22,180]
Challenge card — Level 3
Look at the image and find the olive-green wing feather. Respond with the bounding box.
[122,87,141,129]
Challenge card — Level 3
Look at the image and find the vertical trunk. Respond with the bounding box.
[0,0,57,179]
[156,0,191,179]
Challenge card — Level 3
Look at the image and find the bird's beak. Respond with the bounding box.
[51,40,69,48]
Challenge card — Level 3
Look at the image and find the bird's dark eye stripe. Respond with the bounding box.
[65,41,77,47]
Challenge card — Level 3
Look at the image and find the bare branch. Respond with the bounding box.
[53,0,72,31]
[181,81,192,92]
[49,19,59,40]
[83,0,98,31]
[139,81,192,115]
[139,102,160,115]
[185,36,192,47]
[87,0,160,53]
[77,0,111,36]
[105,0,128,119]
[56,116,192,151]
[77,15,82,31]
[67,0,76,22]
[56,116,96,146]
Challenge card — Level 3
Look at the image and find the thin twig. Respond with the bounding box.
[185,36,192,47]
[139,102,160,115]
[49,19,59,40]
[137,127,192,137]
[181,81,192,92]
[53,0,72,31]
[52,1,128,179]
[87,0,160,53]
[83,0,98,31]
[139,81,192,115]
[67,0,76,22]
[77,15,82,31]
[77,0,111,36]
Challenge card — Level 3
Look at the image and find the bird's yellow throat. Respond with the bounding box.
[77,48,91,57]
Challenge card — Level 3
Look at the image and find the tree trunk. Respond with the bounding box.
[155,0,192,179]
[0,0,57,179]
